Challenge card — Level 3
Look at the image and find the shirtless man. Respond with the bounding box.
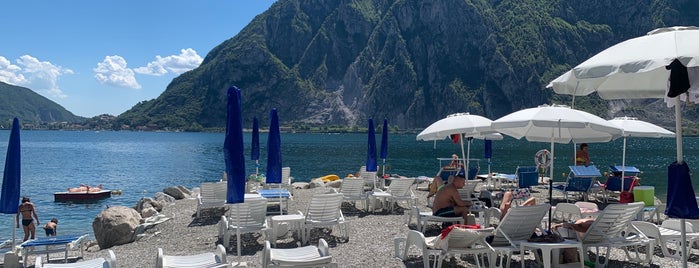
[432,174,472,223]
[16,196,40,241]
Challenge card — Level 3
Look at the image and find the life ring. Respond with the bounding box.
[535,149,552,168]
[320,174,340,182]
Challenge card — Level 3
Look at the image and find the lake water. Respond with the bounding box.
[0,130,696,238]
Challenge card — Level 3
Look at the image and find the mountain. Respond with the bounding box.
[0,81,85,126]
[116,0,699,131]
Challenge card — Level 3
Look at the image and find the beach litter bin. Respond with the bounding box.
[633,186,655,206]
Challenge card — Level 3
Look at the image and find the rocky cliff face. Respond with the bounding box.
[117,0,699,130]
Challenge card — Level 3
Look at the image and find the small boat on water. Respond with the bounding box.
[54,184,112,201]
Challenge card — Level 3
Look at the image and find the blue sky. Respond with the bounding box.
[1,1,276,118]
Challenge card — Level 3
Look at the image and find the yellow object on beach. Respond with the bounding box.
[320,174,340,182]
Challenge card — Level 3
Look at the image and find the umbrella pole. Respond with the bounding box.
[621,137,626,191]
[460,135,467,173]
[676,99,687,268]
[548,136,555,230]
[466,138,472,179]
[255,160,259,176]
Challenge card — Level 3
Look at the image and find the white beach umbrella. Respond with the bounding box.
[491,104,622,228]
[608,117,675,180]
[416,113,496,176]
[491,104,622,181]
[547,26,699,267]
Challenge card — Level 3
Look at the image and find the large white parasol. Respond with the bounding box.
[547,26,699,267]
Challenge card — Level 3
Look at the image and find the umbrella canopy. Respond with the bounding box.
[223,86,246,204]
[492,104,622,228]
[366,118,378,172]
[0,118,20,214]
[546,26,699,267]
[417,113,496,176]
[608,116,675,187]
[266,109,282,184]
[547,26,699,100]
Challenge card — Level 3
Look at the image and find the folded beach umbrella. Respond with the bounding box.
[266,109,282,184]
[251,117,260,175]
[380,118,388,177]
[547,26,699,266]
[1,118,21,247]
[223,86,246,204]
[366,118,378,173]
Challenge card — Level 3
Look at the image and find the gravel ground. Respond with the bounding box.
[32,182,699,267]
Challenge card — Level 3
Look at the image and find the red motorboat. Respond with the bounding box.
[54,189,111,201]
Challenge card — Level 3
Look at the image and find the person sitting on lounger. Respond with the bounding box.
[432,174,472,225]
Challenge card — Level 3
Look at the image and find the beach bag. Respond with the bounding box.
[619,191,634,203]
[527,230,564,243]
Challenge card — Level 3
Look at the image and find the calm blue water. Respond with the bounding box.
[0,130,696,238]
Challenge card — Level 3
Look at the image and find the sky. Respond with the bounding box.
[0,0,277,118]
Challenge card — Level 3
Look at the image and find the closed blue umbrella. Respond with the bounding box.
[1,118,21,247]
[251,117,260,175]
[266,109,282,184]
[366,118,377,173]
[379,119,388,177]
[223,86,245,204]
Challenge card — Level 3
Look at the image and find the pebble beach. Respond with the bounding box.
[33,182,699,268]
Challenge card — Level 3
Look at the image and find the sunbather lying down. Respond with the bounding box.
[67,184,103,192]
[499,191,536,220]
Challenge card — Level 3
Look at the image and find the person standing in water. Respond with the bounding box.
[16,196,40,241]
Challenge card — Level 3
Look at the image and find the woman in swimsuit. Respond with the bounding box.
[16,196,39,241]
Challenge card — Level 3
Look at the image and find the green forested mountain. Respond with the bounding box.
[116,0,699,131]
[0,82,85,126]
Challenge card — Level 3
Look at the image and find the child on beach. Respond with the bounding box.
[44,218,58,236]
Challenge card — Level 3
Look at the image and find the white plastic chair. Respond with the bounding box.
[397,230,442,268]
[632,219,699,260]
[412,206,464,233]
[385,178,417,211]
[551,203,582,223]
[196,182,227,218]
[579,202,653,267]
[339,178,369,211]
[302,193,348,244]
[457,180,480,202]
[262,238,337,267]
[360,170,378,190]
[265,167,294,194]
[35,250,115,268]
[434,226,495,268]
[218,198,268,253]
[156,245,228,268]
[489,204,550,268]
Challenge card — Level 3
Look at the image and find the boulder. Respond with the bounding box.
[292,182,309,189]
[154,192,176,203]
[308,179,324,189]
[92,206,142,249]
[140,207,158,218]
[163,186,186,199]
[176,185,192,196]
[134,197,163,212]
[326,180,342,188]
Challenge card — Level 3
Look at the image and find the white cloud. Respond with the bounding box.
[94,55,141,89]
[0,55,72,98]
[134,48,203,76]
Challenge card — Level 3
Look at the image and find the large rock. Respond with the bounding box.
[308,178,324,189]
[176,185,192,196]
[326,180,342,188]
[154,192,176,203]
[92,206,142,249]
[163,186,186,199]
[134,197,163,212]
